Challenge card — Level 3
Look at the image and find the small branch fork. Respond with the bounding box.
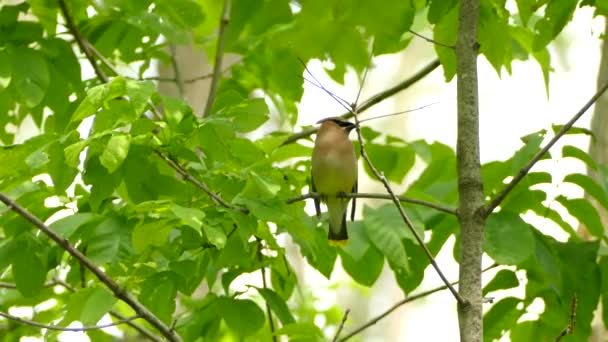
[0,311,139,332]
[332,309,350,342]
[0,193,181,342]
[484,80,608,217]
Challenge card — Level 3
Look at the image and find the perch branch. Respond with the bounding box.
[286,192,457,216]
[332,309,350,342]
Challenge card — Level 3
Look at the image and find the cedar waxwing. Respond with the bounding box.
[311,117,358,245]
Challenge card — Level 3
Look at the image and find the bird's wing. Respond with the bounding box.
[350,179,357,221]
[311,174,321,218]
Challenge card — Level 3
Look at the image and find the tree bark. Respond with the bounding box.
[455,0,484,341]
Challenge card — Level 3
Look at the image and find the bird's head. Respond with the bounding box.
[316,117,356,134]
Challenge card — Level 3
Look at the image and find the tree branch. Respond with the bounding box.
[154,150,248,213]
[408,29,455,49]
[339,263,498,341]
[280,59,441,146]
[0,311,139,332]
[52,278,162,342]
[0,193,181,342]
[202,0,232,118]
[555,295,577,342]
[260,266,277,342]
[332,309,350,342]
[286,192,457,216]
[169,44,185,98]
[57,0,108,82]
[484,80,608,217]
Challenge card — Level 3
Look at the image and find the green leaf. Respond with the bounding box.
[64,287,117,325]
[562,145,597,171]
[427,0,458,24]
[483,269,520,296]
[99,134,131,173]
[363,204,416,271]
[126,79,156,115]
[433,6,458,81]
[556,196,604,238]
[478,6,509,74]
[12,240,46,297]
[132,220,173,253]
[340,241,384,287]
[255,287,295,325]
[219,98,270,132]
[220,297,265,337]
[10,46,50,107]
[202,223,226,249]
[364,143,416,183]
[71,77,127,123]
[0,50,11,90]
[276,322,325,342]
[86,217,123,265]
[64,140,88,168]
[49,213,97,239]
[171,204,205,230]
[563,173,608,211]
[139,272,177,324]
[483,297,523,341]
[485,211,535,265]
[599,256,608,328]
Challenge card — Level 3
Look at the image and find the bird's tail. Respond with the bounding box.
[328,212,348,246]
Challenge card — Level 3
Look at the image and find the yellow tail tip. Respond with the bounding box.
[328,239,349,247]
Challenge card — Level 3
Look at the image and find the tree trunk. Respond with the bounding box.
[455,0,484,341]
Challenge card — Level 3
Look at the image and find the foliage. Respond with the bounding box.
[0,0,606,341]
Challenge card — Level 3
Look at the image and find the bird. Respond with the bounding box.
[311,117,358,246]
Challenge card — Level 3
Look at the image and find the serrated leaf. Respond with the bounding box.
[171,204,205,230]
[12,240,46,297]
[483,269,520,296]
[99,134,131,173]
[363,204,414,271]
[10,46,50,107]
[220,298,265,337]
[255,287,295,325]
[485,211,535,265]
[132,220,173,253]
[556,196,604,238]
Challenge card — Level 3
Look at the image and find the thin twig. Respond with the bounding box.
[339,264,497,342]
[484,80,608,218]
[154,150,248,213]
[0,280,59,289]
[203,0,231,118]
[52,278,162,342]
[261,266,277,342]
[408,29,455,49]
[286,192,457,216]
[555,295,577,342]
[169,44,185,98]
[332,309,350,342]
[0,311,139,332]
[143,59,241,83]
[0,193,181,342]
[57,0,108,82]
[280,59,441,146]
